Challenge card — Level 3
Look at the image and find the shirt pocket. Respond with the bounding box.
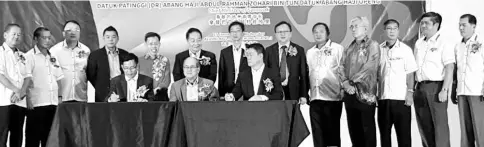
[387,56,405,73]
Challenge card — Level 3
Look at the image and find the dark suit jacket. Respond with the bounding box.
[173,50,217,82]
[105,74,154,102]
[87,47,129,102]
[218,45,249,96]
[231,66,283,100]
[264,42,309,100]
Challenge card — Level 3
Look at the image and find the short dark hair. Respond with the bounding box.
[383,19,400,28]
[33,27,50,40]
[460,14,477,25]
[246,43,265,56]
[103,26,118,36]
[4,23,21,33]
[228,21,245,32]
[274,21,292,32]
[121,53,139,65]
[420,12,442,30]
[185,28,202,40]
[144,32,160,42]
[312,22,330,36]
[63,20,81,30]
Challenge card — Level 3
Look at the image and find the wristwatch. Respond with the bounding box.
[407,89,414,93]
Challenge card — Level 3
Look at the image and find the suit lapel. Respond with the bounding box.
[247,71,254,97]
[180,80,187,101]
[286,42,293,72]
[120,76,128,98]
[257,67,268,95]
[136,75,143,90]
[227,46,235,73]
[239,48,247,70]
[100,47,111,76]
[274,44,280,67]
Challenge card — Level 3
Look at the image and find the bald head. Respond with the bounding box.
[183,57,200,79]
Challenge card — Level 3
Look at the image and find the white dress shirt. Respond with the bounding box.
[186,77,199,101]
[455,33,484,96]
[251,64,265,94]
[50,40,91,102]
[24,46,64,107]
[189,50,201,58]
[306,40,344,101]
[232,42,246,82]
[379,40,418,100]
[414,31,455,82]
[0,43,27,107]
[126,74,138,102]
[106,47,121,79]
[278,42,290,85]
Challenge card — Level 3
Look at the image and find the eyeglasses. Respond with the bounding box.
[64,29,80,33]
[183,66,199,70]
[349,25,365,30]
[122,66,137,70]
[385,27,398,31]
[276,31,291,34]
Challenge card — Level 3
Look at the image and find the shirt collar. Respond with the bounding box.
[251,63,265,73]
[350,35,370,46]
[105,47,119,54]
[186,76,199,86]
[383,39,401,49]
[461,33,478,44]
[62,40,81,49]
[2,42,18,53]
[313,39,333,50]
[424,31,441,42]
[232,41,246,51]
[125,73,139,82]
[33,45,43,55]
[189,49,201,57]
[278,42,291,50]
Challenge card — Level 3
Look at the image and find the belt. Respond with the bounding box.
[417,80,443,84]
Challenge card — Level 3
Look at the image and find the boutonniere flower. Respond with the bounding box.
[50,57,60,68]
[77,50,88,58]
[14,52,26,64]
[198,83,215,101]
[322,47,332,56]
[152,55,168,81]
[263,78,274,93]
[199,56,211,66]
[358,43,369,56]
[430,47,438,52]
[469,41,482,54]
[287,45,298,56]
[136,85,149,98]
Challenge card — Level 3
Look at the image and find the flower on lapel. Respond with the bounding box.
[287,45,298,56]
[136,85,149,98]
[198,83,215,101]
[469,41,482,54]
[152,55,168,81]
[263,78,274,93]
[430,47,438,52]
[14,52,26,64]
[358,43,369,57]
[322,46,332,56]
[50,57,60,68]
[199,56,211,66]
[77,50,88,58]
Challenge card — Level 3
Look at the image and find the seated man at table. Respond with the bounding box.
[225,43,283,101]
[106,53,154,102]
[169,57,219,101]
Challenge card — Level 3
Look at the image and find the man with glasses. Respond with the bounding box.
[169,57,219,101]
[413,12,453,147]
[264,21,308,102]
[50,20,91,103]
[173,28,217,82]
[106,53,153,102]
[338,16,380,147]
[218,21,250,97]
[0,23,29,147]
[87,26,129,102]
[377,19,416,147]
[225,43,283,101]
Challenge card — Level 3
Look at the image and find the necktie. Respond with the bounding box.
[109,50,118,55]
[280,45,287,82]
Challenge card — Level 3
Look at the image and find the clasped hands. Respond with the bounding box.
[10,88,26,104]
[108,92,148,102]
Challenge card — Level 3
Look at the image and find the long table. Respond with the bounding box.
[46,101,309,147]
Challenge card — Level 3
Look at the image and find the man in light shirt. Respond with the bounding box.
[87,26,129,102]
[306,22,344,147]
[107,53,153,102]
[454,14,484,147]
[0,23,29,147]
[21,27,63,147]
[414,12,454,147]
[170,57,219,101]
[218,21,249,97]
[50,20,91,103]
[377,19,417,147]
